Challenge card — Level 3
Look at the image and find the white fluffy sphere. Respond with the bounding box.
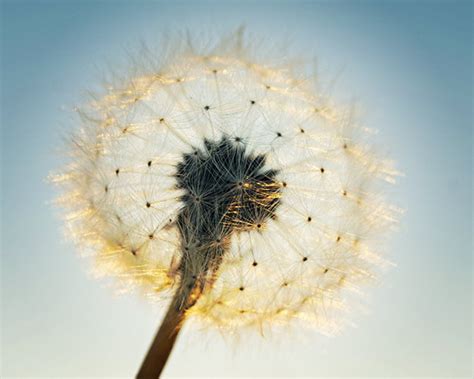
[55,31,397,335]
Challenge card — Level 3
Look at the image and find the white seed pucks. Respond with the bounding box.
[55,33,398,335]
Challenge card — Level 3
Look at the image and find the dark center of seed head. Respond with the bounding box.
[175,137,281,301]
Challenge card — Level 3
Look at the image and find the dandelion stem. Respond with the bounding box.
[136,291,187,378]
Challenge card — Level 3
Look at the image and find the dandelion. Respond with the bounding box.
[52,29,398,377]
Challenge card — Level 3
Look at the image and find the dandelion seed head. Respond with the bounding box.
[53,30,398,336]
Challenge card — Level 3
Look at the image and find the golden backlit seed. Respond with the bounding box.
[53,31,397,336]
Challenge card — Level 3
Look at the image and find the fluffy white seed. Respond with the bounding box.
[53,31,398,336]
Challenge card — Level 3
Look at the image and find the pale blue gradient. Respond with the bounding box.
[1,1,472,377]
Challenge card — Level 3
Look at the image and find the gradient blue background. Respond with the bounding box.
[1,0,472,377]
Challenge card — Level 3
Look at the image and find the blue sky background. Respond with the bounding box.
[1,0,472,377]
